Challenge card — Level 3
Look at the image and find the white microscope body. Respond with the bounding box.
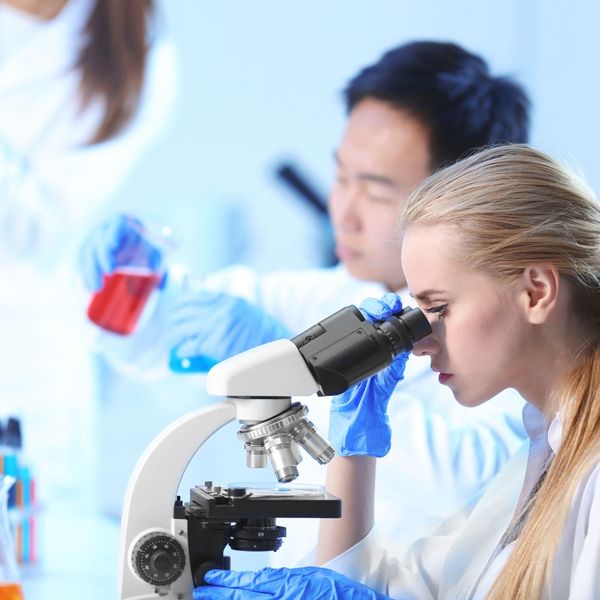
[118,339,323,600]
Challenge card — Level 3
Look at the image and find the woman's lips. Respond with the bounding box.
[439,373,453,385]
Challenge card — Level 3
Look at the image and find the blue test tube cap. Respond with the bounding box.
[169,349,218,374]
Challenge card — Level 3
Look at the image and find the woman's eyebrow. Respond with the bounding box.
[409,289,447,301]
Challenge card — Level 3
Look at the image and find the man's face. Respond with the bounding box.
[329,98,431,291]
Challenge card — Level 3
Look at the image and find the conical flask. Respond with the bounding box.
[0,476,23,600]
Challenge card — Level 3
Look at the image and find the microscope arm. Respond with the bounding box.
[119,401,236,599]
[119,341,320,599]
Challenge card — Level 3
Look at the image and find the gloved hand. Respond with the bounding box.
[193,567,391,599]
[329,292,409,457]
[78,213,164,291]
[168,290,292,372]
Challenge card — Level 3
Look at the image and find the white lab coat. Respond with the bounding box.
[96,263,526,564]
[0,0,175,501]
[325,406,600,599]
[0,0,175,262]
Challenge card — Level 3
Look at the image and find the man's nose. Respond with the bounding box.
[335,184,362,232]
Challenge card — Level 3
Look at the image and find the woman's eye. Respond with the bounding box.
[425,304,448,319]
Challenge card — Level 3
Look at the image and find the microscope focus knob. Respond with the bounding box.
[131,531,186,587]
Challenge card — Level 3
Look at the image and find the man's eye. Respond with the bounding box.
[425,304,448,319]
[366,193,397,205]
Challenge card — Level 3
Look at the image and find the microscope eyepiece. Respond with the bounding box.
[292,304,432,396]
[376,306,433,356]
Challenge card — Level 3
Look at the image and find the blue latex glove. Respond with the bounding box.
[78,214,164,291]
[328,292,409,457]
[193,567,391,599]
[168,290,292,373]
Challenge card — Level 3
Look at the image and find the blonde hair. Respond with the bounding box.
[400,144,600,598]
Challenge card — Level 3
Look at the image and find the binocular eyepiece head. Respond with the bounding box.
[292,304,431,396]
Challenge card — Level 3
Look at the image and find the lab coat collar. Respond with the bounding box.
[441,406,559,599]
[439,443,530,599]
[547,411,563,454]
[522,403,547,442]
[522,402,563,456]
[0,0,93,91]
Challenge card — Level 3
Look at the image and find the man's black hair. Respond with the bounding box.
[344,41,530,170]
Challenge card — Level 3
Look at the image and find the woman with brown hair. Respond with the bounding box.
[0,0,174,506]
[0,0,174,256]
[195,145,600,599]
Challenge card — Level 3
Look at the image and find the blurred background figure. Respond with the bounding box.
[0,0,174,514]
[0,1,175,596]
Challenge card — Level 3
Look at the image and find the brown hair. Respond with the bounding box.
[400,144,600,598]
[77,0,155,144]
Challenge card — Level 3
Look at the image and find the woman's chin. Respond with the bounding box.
[453,391,490,408]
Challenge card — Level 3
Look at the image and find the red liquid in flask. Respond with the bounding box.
[87,268,161,335]
[0,583,24,600]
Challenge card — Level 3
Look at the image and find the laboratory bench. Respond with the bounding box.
[21,505,120,600]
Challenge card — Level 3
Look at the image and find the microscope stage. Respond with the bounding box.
[183,482,341,520]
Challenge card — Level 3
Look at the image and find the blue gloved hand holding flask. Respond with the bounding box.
[79,213,166,292]
[79,213,171,335]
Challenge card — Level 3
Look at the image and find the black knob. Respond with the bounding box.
[131,531,186,586]
[227,487,247,498]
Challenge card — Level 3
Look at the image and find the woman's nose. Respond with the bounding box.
[412,333,439,357]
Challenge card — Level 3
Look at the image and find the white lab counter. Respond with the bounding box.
[21,506,120,600]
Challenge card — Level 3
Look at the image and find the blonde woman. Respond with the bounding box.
[194,144,600,599]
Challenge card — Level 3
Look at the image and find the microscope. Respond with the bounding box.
[118,303,431,599]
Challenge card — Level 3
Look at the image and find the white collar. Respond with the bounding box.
[547,411,563,454]
[0,0,93,90]
[522,402,562,454]
[522,402,546,441]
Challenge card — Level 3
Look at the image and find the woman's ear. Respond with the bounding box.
[519,265,560,324]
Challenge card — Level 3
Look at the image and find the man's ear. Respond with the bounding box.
[519,265,560,324]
